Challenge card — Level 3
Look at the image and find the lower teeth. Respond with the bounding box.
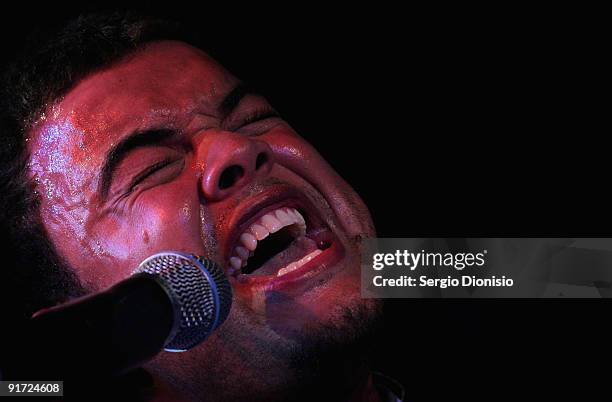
[277,249,323,277]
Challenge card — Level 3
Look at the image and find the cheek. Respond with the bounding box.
[130,195,200,251]
[83,188,205,289]
[263,128,375,237]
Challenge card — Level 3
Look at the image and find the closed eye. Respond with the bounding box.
[128,157,183,192]
[234,108,282,136]
[240,108,281,126]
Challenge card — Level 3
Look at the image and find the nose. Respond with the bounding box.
[197,131,274,202]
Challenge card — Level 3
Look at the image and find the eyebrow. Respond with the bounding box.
[98,129,177,200]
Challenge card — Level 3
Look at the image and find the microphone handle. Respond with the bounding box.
[25,273,176,378]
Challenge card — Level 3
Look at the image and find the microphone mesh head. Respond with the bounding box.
[134,252,232,352]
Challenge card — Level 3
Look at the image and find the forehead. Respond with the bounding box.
[62,40,236,136]
[28,41,238,185]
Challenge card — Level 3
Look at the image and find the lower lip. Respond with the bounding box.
[234,239,345,292]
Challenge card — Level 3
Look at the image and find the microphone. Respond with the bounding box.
[25,252,232,377]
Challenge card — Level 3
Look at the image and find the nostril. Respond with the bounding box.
[255,152,268,170]
[218,165,244,190]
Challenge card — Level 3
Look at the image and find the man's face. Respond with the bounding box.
[27,41,379,399]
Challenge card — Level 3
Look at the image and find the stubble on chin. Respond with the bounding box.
[145,234,383,402]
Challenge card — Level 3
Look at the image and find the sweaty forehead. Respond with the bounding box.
[64,40,237,137]
[33,41,236,153]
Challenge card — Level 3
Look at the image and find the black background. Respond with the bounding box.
[1,4,606,400]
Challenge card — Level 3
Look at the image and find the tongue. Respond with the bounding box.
[248,236,318,276]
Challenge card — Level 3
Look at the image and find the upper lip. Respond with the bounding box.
[222,184,322,269]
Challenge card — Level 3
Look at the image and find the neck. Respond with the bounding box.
[145,367,384,402]
[347,372,383,402]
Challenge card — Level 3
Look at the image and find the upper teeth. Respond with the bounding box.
[229,207,306,272]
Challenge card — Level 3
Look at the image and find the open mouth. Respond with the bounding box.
[226,199,340,282]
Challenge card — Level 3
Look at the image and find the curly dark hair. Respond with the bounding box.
[0,12,195,338]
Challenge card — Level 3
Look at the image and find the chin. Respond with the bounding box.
[144,237,382,402]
